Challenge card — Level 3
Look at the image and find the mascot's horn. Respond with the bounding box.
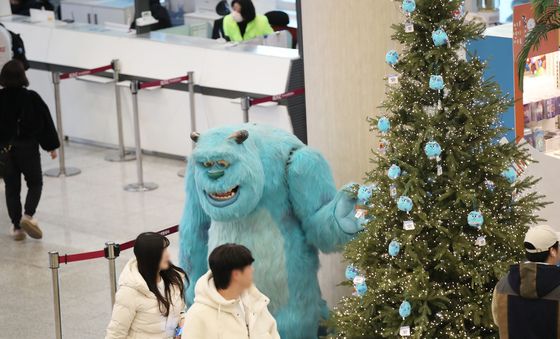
[190,132,200,143]
[229,130,249,144]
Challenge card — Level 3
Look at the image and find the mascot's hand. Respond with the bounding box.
[334,183,364,234]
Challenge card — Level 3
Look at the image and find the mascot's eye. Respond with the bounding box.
[202,161,214,168]
[217,160,230,168]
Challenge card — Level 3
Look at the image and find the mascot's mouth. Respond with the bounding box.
[206,186,240,207]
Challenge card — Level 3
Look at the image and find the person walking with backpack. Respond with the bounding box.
[0,60,59,241]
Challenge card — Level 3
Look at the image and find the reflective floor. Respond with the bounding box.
[0,143,186,339]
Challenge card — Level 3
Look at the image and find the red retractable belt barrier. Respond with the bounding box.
[58,224,179,264]
[139,75,189,90]
[59,64,114,80]
[250,87,305,106]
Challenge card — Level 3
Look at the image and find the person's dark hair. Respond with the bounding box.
[209,243,254,290]
[231,0,256,22]
[134,232,187,316]
[0,60,29,88]
[525,241,559,263]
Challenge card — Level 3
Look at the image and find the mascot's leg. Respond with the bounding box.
[275,300,322,339]
[179,160,211,304]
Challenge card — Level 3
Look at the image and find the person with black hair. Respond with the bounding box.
[182,243,279,339]
[106,232,187,339]
[492,224,560,339]
[222,0,273,42]
[0,60,59,241]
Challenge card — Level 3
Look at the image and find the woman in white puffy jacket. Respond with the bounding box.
[106,232,188,339]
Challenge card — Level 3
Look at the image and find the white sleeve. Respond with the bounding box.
[105,287,137,339]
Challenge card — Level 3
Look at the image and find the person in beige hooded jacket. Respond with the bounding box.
[106,232,187,339]
[182,244,280,339]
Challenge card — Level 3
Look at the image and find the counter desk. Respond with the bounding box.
[0,15,305,157]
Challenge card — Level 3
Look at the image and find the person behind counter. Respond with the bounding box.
[223,0,273,42]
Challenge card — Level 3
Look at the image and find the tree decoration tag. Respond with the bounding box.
[399,300,412,319]
[388,74,399,85]
[404,21,414,33]
[400,326,411,336]
[388,164,402,180]
[379,139,389,154]
[353,275,367,297]
[403,220,415,230]
[423,105,437,117]
[390,184,398,198]
[437,165,443,176]
[355,209,367,219]
[475,236,487,247]
[485,180,495,192]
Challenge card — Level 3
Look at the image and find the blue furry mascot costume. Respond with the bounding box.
[180,124,362,338]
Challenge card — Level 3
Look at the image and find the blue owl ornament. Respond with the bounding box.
[502,167,518,184]
[397,196,413,213]
[357,185,374,205]
[432,28,449,47]
[402,0,416,13]
[385,50,399,67]
[429,75,445,91]
[388,240,401,257]
[468,210,484,228]
[388,164,402,180]
[399,300,412,319]
[345,265,359,281]
[424,140,442,160]
[378,116,391,133]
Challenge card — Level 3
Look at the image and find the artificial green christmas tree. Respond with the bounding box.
[332,0,548,338]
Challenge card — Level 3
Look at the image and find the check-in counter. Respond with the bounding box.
[0,16,304,157]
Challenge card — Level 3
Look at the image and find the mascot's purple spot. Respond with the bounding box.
[180,124,362,338]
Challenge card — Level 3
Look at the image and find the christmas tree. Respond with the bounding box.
[332,0,548,338]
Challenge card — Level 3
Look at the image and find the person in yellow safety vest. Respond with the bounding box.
[223,0,274,42]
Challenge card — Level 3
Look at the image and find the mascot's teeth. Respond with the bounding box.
[209,188,237,201]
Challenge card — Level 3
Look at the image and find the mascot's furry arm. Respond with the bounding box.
[179,159,210,304]
[287,147,363,253]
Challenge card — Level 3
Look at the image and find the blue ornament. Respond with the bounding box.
[355,281,367,297]
[485,180,496,192]
[402,0,416,13]
[385,50,399,66]
[388,164,402,180]
[502,167,517,184]
[388,240,401,257]
[345,265,359,281]
[429,75,445,90]
[424,140,442,159]
[432,28,449,47]
[358,185,376,204]
[399,300,412,318]
[378,116,391,133]
[397,196,413,212]
[468,210,484,228]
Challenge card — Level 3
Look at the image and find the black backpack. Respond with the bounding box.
[0,23,29,70]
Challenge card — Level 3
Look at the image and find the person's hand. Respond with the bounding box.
[49,150,58,160]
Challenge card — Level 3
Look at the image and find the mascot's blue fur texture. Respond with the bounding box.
[179,124,361,339]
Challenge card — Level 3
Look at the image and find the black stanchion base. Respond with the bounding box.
[44,167,81,177]
[124,182,158,192]
[104,150,136,162]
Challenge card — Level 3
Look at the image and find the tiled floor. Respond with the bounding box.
[0,143,186,339]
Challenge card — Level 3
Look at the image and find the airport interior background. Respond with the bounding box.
[1,0,560,338]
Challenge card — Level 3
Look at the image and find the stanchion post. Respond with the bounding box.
[49,252,63,339]
[178,71,196,178]
[44,72,81,177]
[124,80,158,192]
[105,242,119,306]
[106,59,135,162]
[241,96,251,123]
